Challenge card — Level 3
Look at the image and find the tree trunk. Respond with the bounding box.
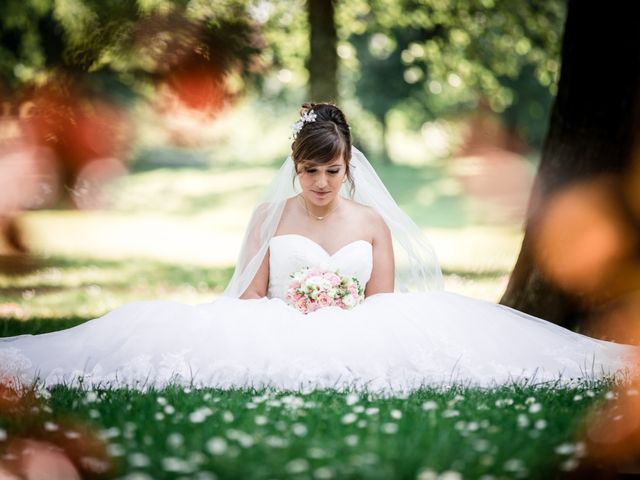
[500,0,640,330]
[379,114,392,164]
[307,0,338,102]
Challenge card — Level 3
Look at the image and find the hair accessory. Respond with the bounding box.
[290,110,318,140]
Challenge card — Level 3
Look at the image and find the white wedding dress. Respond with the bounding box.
[0,233,635,393]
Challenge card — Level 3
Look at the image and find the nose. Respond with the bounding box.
[315,172,328,189]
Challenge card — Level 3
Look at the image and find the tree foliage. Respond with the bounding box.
[337,0,566,147]
[0,0,260,99]
[1,0,565,148]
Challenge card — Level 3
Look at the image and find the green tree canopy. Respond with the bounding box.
[338,0,565,149]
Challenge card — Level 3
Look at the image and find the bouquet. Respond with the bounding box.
[286,267,364,314]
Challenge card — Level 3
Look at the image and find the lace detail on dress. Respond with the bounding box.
[0,347,32,387]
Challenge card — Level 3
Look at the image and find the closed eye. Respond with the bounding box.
[303,168,341,174]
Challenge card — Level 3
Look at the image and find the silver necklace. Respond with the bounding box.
[298,194,339,221]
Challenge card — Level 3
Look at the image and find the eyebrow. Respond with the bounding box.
[304,163,343,168]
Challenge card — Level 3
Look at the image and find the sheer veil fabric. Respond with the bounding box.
[224,146,444,298]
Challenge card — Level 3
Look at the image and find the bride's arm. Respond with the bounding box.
[365,213,395,297]
[235,202,272,299]
[240,249,270,299]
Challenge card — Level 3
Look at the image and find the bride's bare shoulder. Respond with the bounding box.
[342,197,375,215]
[252,198,296,216]
[342,198,386,229]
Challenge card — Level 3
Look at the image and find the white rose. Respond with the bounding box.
[342,294,356,307]
[305,275,323,287]
[308,276,332,291]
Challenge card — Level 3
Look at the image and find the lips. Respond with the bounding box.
[312,190,330,197]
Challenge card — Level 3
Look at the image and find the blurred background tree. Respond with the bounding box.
[338,0,564,162]
[308,0,338,102]
[5,0,604,332]
[1,0,564,157]
[0,0,260,93]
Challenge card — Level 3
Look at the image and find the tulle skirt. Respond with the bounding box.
[0,292,635,394]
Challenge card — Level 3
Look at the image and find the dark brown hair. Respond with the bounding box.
[291,102,354,196]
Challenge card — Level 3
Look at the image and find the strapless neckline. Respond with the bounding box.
[270,234,372,258]
[267,234,374,301]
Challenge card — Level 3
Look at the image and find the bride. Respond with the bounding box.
[0,102,636,393]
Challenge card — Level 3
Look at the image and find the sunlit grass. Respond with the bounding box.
[0,256,232,323]
[0,381,616,478]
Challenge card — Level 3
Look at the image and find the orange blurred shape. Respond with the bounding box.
[41,418,113,477]
[15,79,132,209]
[583,286,640,346]
[533,176,638,297]
[133,12,234,118]
[0,381,38,413]
[165,63,227,114]
[2,439,81,480]
[582,380,640,468]
[623,145,640,222]
[0,381,113,478]
[24,83,131,171]
[0,143,60,214]
[69,157,127,209]
[451,149,533,223]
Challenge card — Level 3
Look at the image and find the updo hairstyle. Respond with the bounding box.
[291,102,354,196]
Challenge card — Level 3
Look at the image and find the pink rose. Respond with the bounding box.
[321,271,340,285]
[317,293,331,307]
[295,298,307,313]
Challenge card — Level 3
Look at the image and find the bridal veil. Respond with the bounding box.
[224,146,444,298]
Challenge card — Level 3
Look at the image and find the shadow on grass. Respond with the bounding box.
[1,255,235,291]
[1,316,89,336]
[1,255,234,326]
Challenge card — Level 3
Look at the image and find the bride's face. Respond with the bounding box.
[297,155,346,206]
